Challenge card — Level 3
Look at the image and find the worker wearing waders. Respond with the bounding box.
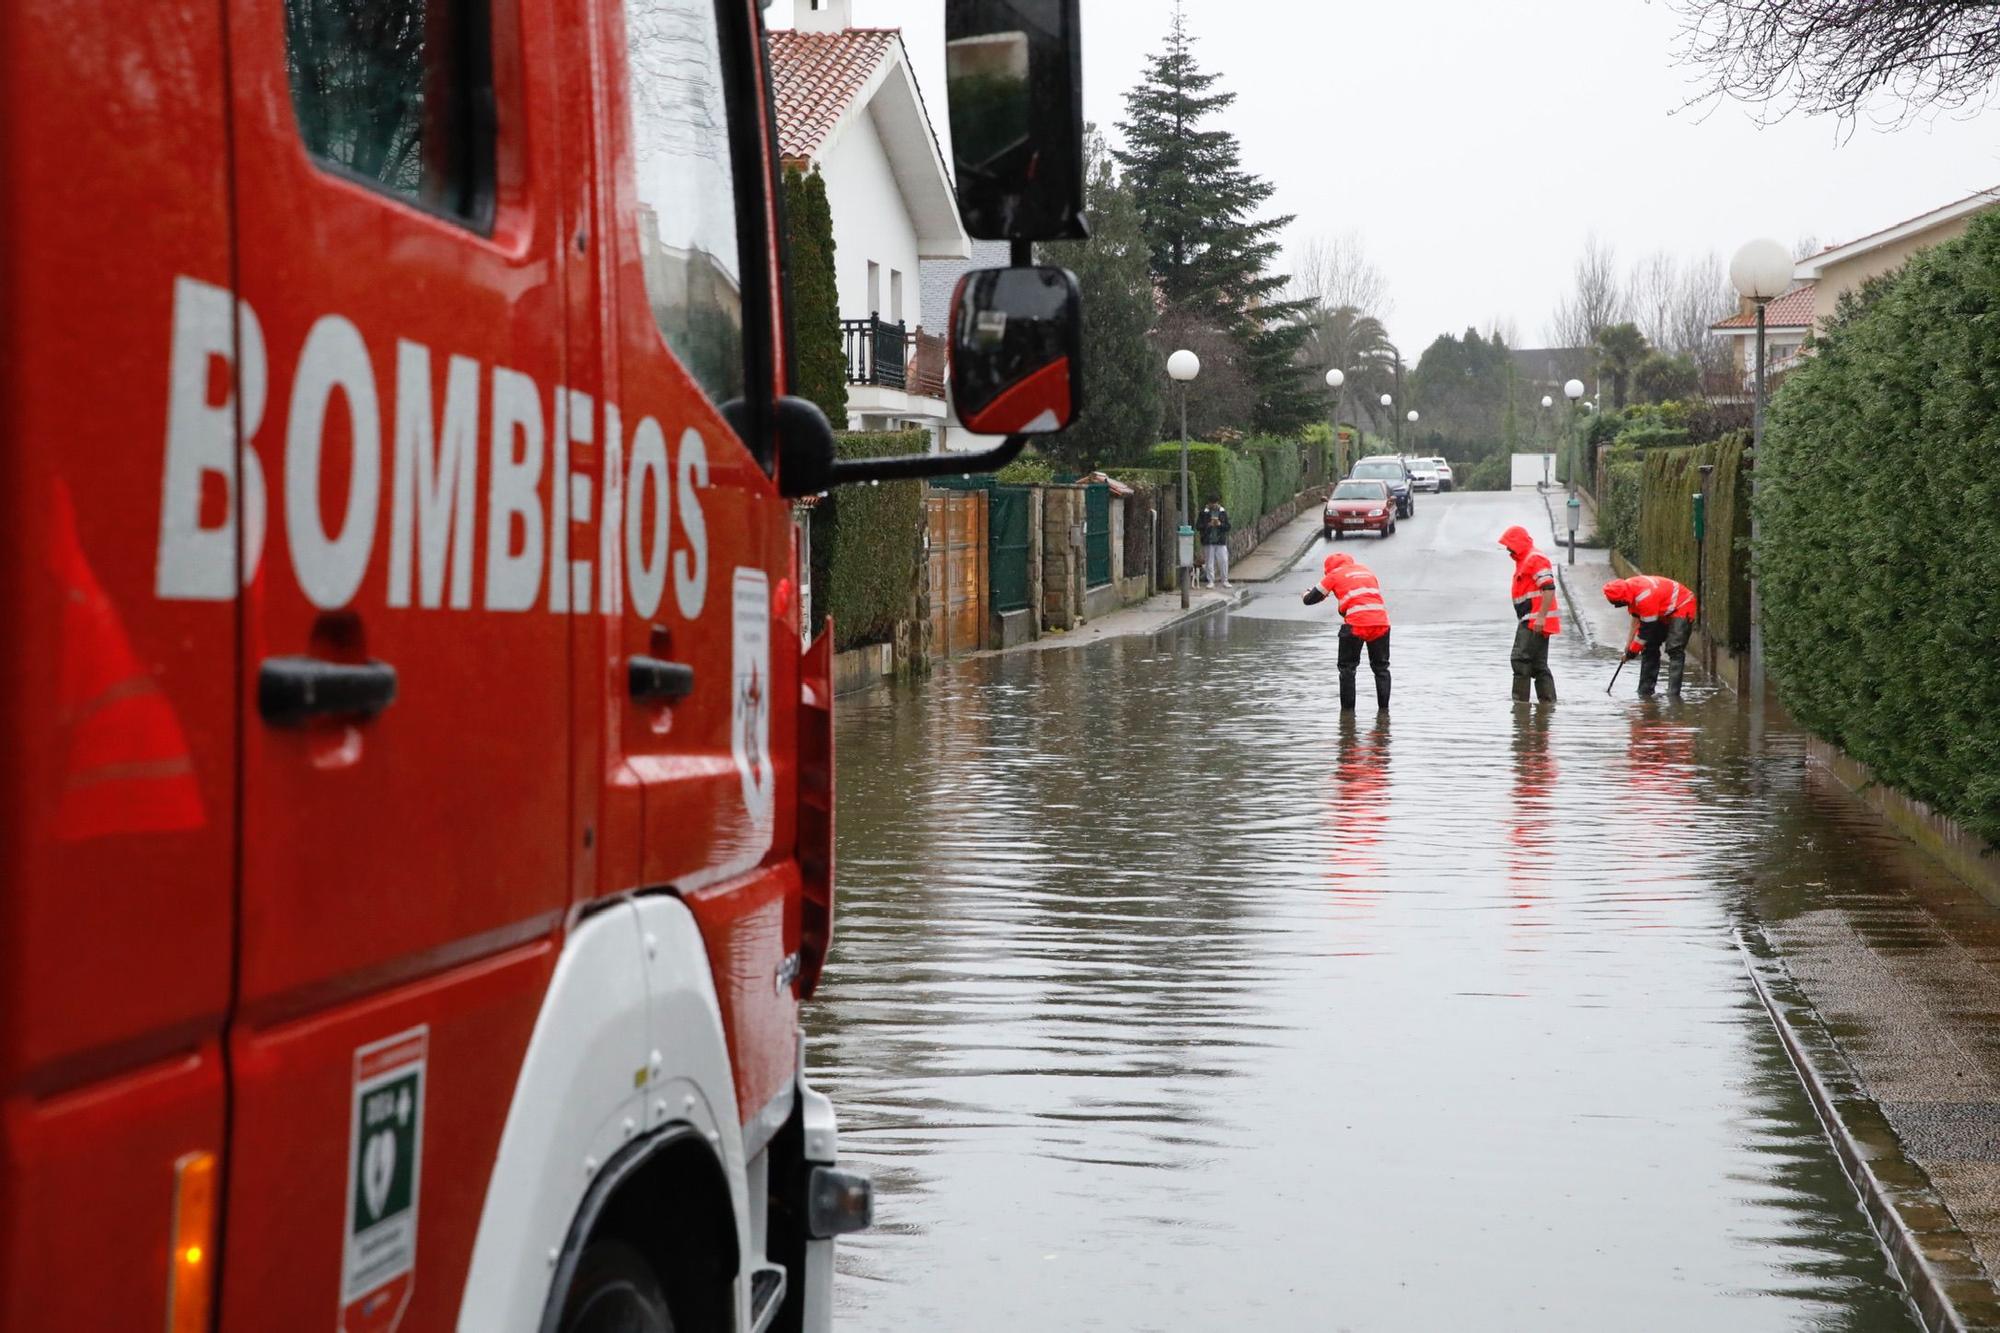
[1303,551,1391,712]
[1498,525,1560,702]
[1604,575,1698,698]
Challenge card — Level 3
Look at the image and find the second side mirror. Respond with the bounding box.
[949,266,1082,435]
[945,0,1087,241]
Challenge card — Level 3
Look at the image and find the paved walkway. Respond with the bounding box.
[1536,484,1626,650]
[983,504,1326,655]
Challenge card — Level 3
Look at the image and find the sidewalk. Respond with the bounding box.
[986,505,1326,656]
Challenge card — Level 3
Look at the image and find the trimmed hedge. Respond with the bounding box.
[1599,459,1643,566]
[1146,442,1266,529]
[817,431,928,651]
[1634,436,1751,651]
[1246,436,1304,514]
[1761,211,2000,843]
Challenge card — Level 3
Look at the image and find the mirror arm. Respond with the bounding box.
[826,434,1029,487]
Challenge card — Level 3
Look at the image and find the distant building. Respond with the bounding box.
[769,0,970,440]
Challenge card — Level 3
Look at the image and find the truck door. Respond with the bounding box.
[215,0,590,1325]
[598,0,801,1139]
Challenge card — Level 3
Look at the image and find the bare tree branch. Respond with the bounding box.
[1672,0,2000,126]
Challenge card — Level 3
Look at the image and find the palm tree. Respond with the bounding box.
[1595,321,1649,412]
[1301,304,1399,451]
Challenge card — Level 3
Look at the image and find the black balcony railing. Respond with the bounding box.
[842,315,907,390]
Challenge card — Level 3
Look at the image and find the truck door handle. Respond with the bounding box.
[257,657,399,726]
[628,655,695,704]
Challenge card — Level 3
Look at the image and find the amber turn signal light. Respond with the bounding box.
[167,1151,217,1333]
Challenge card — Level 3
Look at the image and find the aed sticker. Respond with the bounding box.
[732,567,775,821]
[341,1027,427,1333]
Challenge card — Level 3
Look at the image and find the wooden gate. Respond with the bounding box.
[926,488,989,658]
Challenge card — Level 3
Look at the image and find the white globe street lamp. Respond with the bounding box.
[1539,395,1556,486]
[1168,350,1202,608]
[1562,379,1586,498]
[1323,368,1347,475]
[1406,410,1419,423]
[1731,237,1792,706]
[1541,395,1553,409]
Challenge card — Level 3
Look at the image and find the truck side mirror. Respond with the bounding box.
[945,0,1087,242]
[949,266,1081,435]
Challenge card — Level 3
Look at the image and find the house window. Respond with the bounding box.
[890,268,903,323]
[867,261,880,316]
[625,0,747,407]
[282,0,496,228]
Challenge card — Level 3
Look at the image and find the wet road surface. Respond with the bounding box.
[808,487,1924,1330]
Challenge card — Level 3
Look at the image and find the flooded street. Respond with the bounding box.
[809,488,1923,1331]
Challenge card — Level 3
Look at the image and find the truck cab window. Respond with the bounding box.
[283,0,496,227]
[625,0,748,409]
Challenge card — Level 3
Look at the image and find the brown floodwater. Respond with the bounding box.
[807,491,1924,1331]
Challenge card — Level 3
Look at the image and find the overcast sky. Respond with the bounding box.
[770,0,2000,356]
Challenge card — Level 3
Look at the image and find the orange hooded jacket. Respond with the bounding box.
[1499,525,1560,636]
[1313,552,1390,640]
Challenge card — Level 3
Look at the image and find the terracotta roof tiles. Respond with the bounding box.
[767,28,901,162]
[1712,283,1817,330]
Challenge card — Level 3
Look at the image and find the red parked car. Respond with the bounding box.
[1323,479,1399,539]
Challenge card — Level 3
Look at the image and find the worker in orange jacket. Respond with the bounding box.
[1498,525,1560,703]
[1303,551,1391,712]
[1603,575,1697,698]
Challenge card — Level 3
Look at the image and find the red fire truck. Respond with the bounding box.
[0,0,1083,1327]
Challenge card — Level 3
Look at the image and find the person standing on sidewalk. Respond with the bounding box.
[1198,496,1231,588]
[1603,575,1697,698]
[1303,552,1391,712]
[1498,525,1560,703]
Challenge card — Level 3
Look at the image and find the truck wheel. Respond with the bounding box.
[559,1240,676,1333]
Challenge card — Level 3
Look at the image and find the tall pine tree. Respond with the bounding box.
[1040,129,1162,470]
[1114,3,1313,434]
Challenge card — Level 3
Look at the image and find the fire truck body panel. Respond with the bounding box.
[3,0,836,1324]
[0,0,239,1327]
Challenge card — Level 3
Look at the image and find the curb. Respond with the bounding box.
[1736,926,2000,1333]
[1152,586,1251,634]
[1539,489,1600,652]
[1240,517,1332,586]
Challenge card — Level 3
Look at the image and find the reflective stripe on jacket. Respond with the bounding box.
[1318,562,1391,640]
[1618,575,1696,653]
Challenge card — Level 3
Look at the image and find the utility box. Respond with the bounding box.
[1692,491,1707,541]
[1177,523,1195,570]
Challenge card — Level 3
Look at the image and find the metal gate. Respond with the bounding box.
[989,486,1032,613]
[1084,483,1111,589]
[926,488,989,657]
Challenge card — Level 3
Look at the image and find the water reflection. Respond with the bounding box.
[810,614,1920,1330]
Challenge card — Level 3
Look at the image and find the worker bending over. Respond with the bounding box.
[1603,575,1698,698]
[1303,551,1392,712]
[1498,525,1560,703]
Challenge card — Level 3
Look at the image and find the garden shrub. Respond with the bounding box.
[815,431,928,651]
[1761,211,2000,843]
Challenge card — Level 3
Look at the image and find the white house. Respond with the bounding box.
[769,0,970,440]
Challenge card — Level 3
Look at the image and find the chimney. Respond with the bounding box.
[795,0,852,33]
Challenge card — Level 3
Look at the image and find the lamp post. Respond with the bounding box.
[1540,394,1554,487]
[1325,367,1346,477]
[1563,377,1585,497]
[1731,236,1792,705]
[1168,348,1202,609]
[1378,392,1393,456]
[1696,460,1715,675]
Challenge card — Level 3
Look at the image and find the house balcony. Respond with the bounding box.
[842,314,947,428]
